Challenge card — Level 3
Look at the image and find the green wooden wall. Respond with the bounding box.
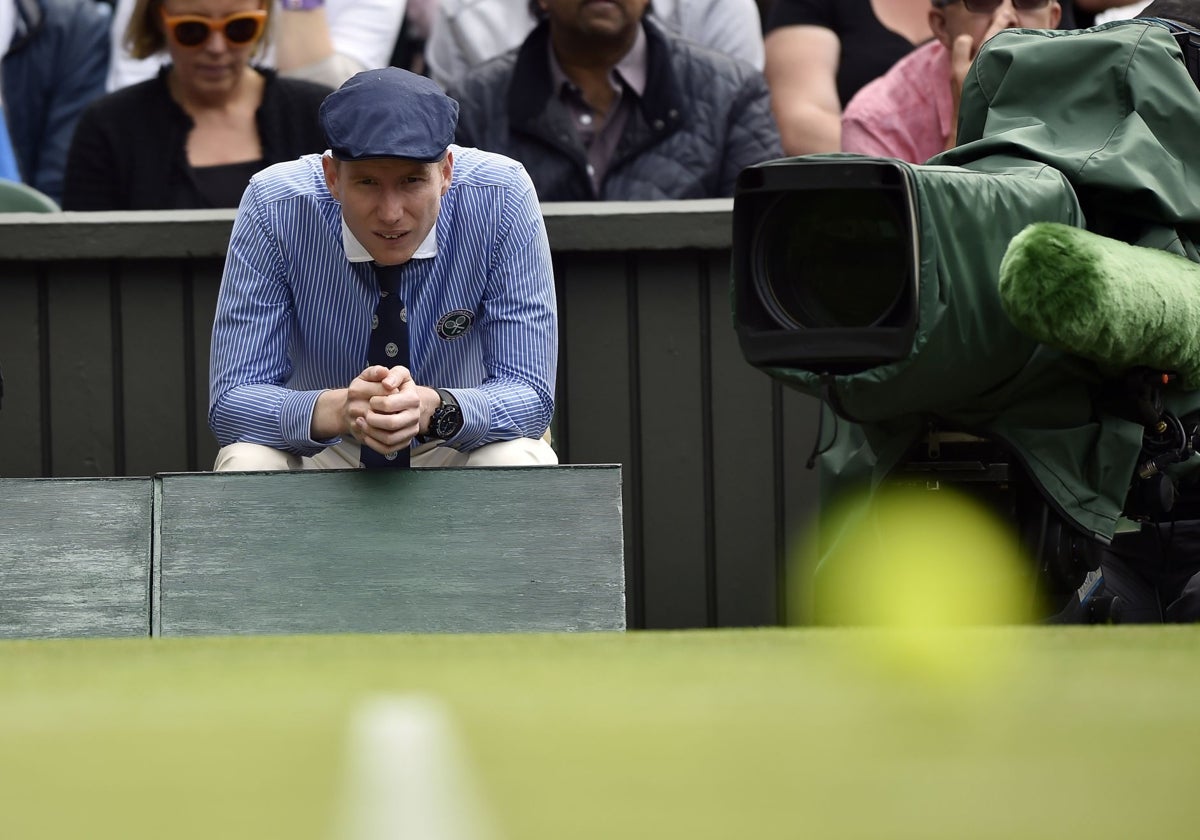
[0,202,821,629]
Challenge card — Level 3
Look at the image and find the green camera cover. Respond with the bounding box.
[765,20,1200,542]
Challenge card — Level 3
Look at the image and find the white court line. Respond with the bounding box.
[333,695,503,840]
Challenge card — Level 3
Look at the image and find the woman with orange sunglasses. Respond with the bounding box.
[61,0,331,209]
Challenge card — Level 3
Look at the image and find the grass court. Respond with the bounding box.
[1,626,1197,839]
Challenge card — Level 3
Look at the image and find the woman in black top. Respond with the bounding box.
[763,0,934,156]
[62,0,330,210]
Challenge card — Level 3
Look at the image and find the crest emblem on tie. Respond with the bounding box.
[436,309,475,340]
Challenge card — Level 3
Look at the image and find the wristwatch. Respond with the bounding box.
[424,388,463,442]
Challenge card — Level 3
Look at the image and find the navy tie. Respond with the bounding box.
[360,263,410,469]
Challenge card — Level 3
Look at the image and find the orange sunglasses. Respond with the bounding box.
[159,7,267,48]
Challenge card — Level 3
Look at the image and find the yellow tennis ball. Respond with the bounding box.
[792,485,1038,681]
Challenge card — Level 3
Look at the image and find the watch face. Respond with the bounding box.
[433,405,463,439]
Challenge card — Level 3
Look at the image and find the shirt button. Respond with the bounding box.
[385,451,399,461]
[385,342,399,358]
[579,113,593,126]
[371,314,379,330]
[400,307,407,324]
[380,290,389,297]
[586,164,595,177]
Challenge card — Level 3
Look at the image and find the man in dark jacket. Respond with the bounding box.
[1,0,110,203]
[447,0,782,201]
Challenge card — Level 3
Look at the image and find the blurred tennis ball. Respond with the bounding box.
[790,485,1038,681]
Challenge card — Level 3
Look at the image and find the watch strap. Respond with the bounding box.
[424,388,462,442]
[434,388,458,410]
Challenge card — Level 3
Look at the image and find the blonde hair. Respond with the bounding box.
[124,0,274,60]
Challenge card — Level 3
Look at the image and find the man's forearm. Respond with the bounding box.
[447,378,554,451]
[311,388,349,440]
[210,383,330,454]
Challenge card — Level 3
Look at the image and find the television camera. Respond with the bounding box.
[731,19,1200,623]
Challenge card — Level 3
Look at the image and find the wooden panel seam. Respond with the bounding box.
[152,475,163,638]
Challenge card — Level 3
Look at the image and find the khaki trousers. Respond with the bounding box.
[213,435,558,472]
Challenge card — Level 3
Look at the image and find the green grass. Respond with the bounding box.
[1,627,1197,839]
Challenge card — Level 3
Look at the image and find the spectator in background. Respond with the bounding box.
[271,0,405,86]
[1095,1,1149,22]
[1,0,110,203]
[449,0,781,201]
[1060,0,1148,27]
[62,0,330,209]
[841,0,1062,164]
[106,0,404,90]
[426,0,764,90]
[390,0,438,75]
[763,0,933,156]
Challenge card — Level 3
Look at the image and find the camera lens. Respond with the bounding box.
[753,189,910,329]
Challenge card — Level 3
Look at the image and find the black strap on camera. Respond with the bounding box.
[1151,17,1200,90]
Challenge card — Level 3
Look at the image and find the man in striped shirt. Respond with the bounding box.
[208,68,558,470]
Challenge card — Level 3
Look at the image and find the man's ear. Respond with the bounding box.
[321,153,340,201]
[1049,2,1062,29]
[439,151,454,197]
[929,7,952,48]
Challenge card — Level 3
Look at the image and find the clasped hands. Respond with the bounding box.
[345,365,422,456]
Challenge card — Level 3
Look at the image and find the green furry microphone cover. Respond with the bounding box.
[998,222,1200,389]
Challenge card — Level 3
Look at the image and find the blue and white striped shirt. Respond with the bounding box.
[209,146,557,455]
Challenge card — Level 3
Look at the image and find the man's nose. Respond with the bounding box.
[998,0,1022,26]
[378,190,405,223]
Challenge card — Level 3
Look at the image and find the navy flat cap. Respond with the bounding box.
[319,68,459,162]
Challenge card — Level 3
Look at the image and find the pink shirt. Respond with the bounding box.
[841,39,955,164]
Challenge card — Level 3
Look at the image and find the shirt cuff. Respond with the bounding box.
[281,388,340,451]
[443,387,488,451]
